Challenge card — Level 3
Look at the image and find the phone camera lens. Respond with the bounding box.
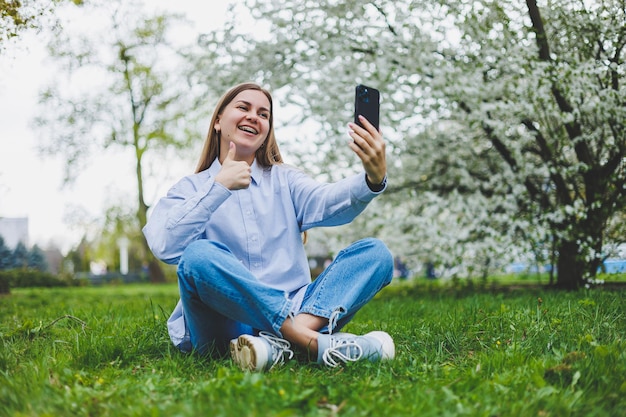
[358,88,369,102]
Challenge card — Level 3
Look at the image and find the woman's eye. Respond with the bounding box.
[260,113,269,119]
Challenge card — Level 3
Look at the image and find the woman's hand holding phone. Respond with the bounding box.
[350,85,386,186]
[349,115,386,186]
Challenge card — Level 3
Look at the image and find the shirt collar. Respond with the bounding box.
[250,159,264,185]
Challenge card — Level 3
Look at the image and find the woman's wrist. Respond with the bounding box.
[365,173,387,192]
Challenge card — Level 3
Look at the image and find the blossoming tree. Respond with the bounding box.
[201,0,625,288]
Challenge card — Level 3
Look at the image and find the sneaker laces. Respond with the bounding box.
[258,331,294,369]
[321,336,363,368]
[327,308,342,335]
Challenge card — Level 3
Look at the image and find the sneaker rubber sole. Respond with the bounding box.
[230,334,270,372]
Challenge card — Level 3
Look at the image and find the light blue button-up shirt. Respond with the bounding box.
[143,158,384,348]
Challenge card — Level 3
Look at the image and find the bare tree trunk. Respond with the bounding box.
[146,253,166,283]
[555,240,584,289]
[136,162,165,283]
[549,238,556,286]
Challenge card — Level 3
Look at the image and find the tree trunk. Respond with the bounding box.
[147,255,166,283]
[134,124,165,283]
[555,240,585,289]
[138,210,165,283]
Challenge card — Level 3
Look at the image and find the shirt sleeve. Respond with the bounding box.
[287,168,385,231]
[142,173,232,264]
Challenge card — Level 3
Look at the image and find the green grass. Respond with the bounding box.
[1,281,625,416]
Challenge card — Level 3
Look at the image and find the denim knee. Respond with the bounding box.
[180,239,220,261]
[361,237,394,284]
[179,240,231,268]
[177,240,226,284]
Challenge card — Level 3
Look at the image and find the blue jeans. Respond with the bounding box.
[177,237,393,356]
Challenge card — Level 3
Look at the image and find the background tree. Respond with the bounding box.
[11,242,28,269]
[35,0,203,282]
[199,0,625,288]
[63,236,93,276]
[0,236,12,270]
[0,0,83,52]
[445,0,625,288]
[1,0,37,44]
[27,244,48,271]
[88,203,175,279]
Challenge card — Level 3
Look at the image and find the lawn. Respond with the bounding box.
[0,280,624,416]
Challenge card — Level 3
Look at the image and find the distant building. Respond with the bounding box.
[0,217,29,249]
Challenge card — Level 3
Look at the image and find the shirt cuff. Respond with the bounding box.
[365,173,387,192]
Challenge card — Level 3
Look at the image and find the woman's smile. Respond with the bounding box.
[215,89,271,163]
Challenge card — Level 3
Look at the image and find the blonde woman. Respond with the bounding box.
[143,82,394,371]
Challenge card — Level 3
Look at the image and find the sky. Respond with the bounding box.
[0,0,237,252]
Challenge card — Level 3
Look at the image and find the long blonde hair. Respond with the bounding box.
[195,82,283,173]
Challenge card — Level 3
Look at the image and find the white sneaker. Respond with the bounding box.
[230,331,294,371]
[317,331,395,367]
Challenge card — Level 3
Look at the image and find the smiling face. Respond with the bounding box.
[215,89,272,165]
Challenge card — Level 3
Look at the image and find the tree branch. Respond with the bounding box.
[521,119,572,205]
[526,0,591,166]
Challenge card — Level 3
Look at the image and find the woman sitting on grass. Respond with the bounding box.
[143,82,394,371]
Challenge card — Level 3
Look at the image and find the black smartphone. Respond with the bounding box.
[354,84,380,130]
